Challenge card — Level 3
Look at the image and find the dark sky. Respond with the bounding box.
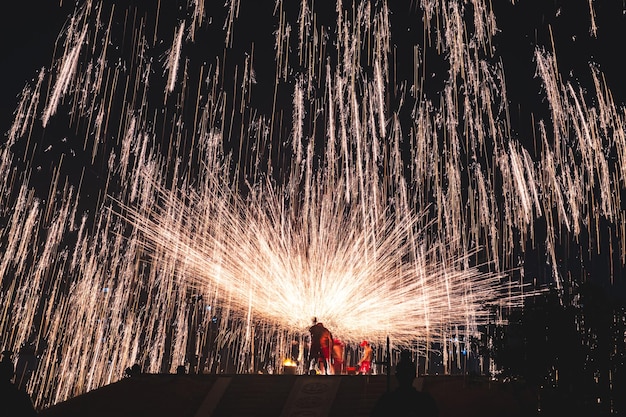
[3,1,626,134]
[1,3,75,127]
[1,1,625,301]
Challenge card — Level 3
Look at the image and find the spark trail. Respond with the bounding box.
[0,0,624,410]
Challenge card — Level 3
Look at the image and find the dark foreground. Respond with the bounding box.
[37,373,546,417]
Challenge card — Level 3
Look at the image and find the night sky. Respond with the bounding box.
[1,0,626,410]
[3,0,624,296]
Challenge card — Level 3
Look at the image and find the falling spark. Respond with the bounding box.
[42,19,88,127]
[0,0,624,410]
[165,21,185,95]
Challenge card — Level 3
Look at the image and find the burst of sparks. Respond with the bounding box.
[0,0,624,410]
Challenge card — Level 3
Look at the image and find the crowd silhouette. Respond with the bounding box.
[1,350,38,416]
[370,350,439,417]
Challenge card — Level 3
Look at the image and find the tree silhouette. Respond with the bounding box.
[492,283,625,416]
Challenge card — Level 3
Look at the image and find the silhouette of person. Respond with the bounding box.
[358,340,373,374]
[15,343,38,389]
[124,363,142,377]
[308,318,333,374]
[370,350,438,417]
[290,338,300,364]
[331,338,345,375]
[0,350,38,416]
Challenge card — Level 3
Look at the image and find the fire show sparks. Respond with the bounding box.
[1,0,624,409]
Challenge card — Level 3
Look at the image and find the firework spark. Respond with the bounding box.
[0,0,624,410]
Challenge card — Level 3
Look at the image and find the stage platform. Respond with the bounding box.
[37,373,538,417]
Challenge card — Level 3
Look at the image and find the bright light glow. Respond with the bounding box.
[0,0,623,410]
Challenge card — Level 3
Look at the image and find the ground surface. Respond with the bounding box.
[37,373,539,417]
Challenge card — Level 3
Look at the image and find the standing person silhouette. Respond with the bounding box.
[370,350,438,416]
[358,340,373,374]
[331,338,345,375]
[308,318,333,374]
[0,350,38,416]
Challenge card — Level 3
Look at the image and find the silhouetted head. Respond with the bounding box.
[0,354,14,383]
[395,356,417,387]
[1,350,12,359]
[399,349,412,362]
